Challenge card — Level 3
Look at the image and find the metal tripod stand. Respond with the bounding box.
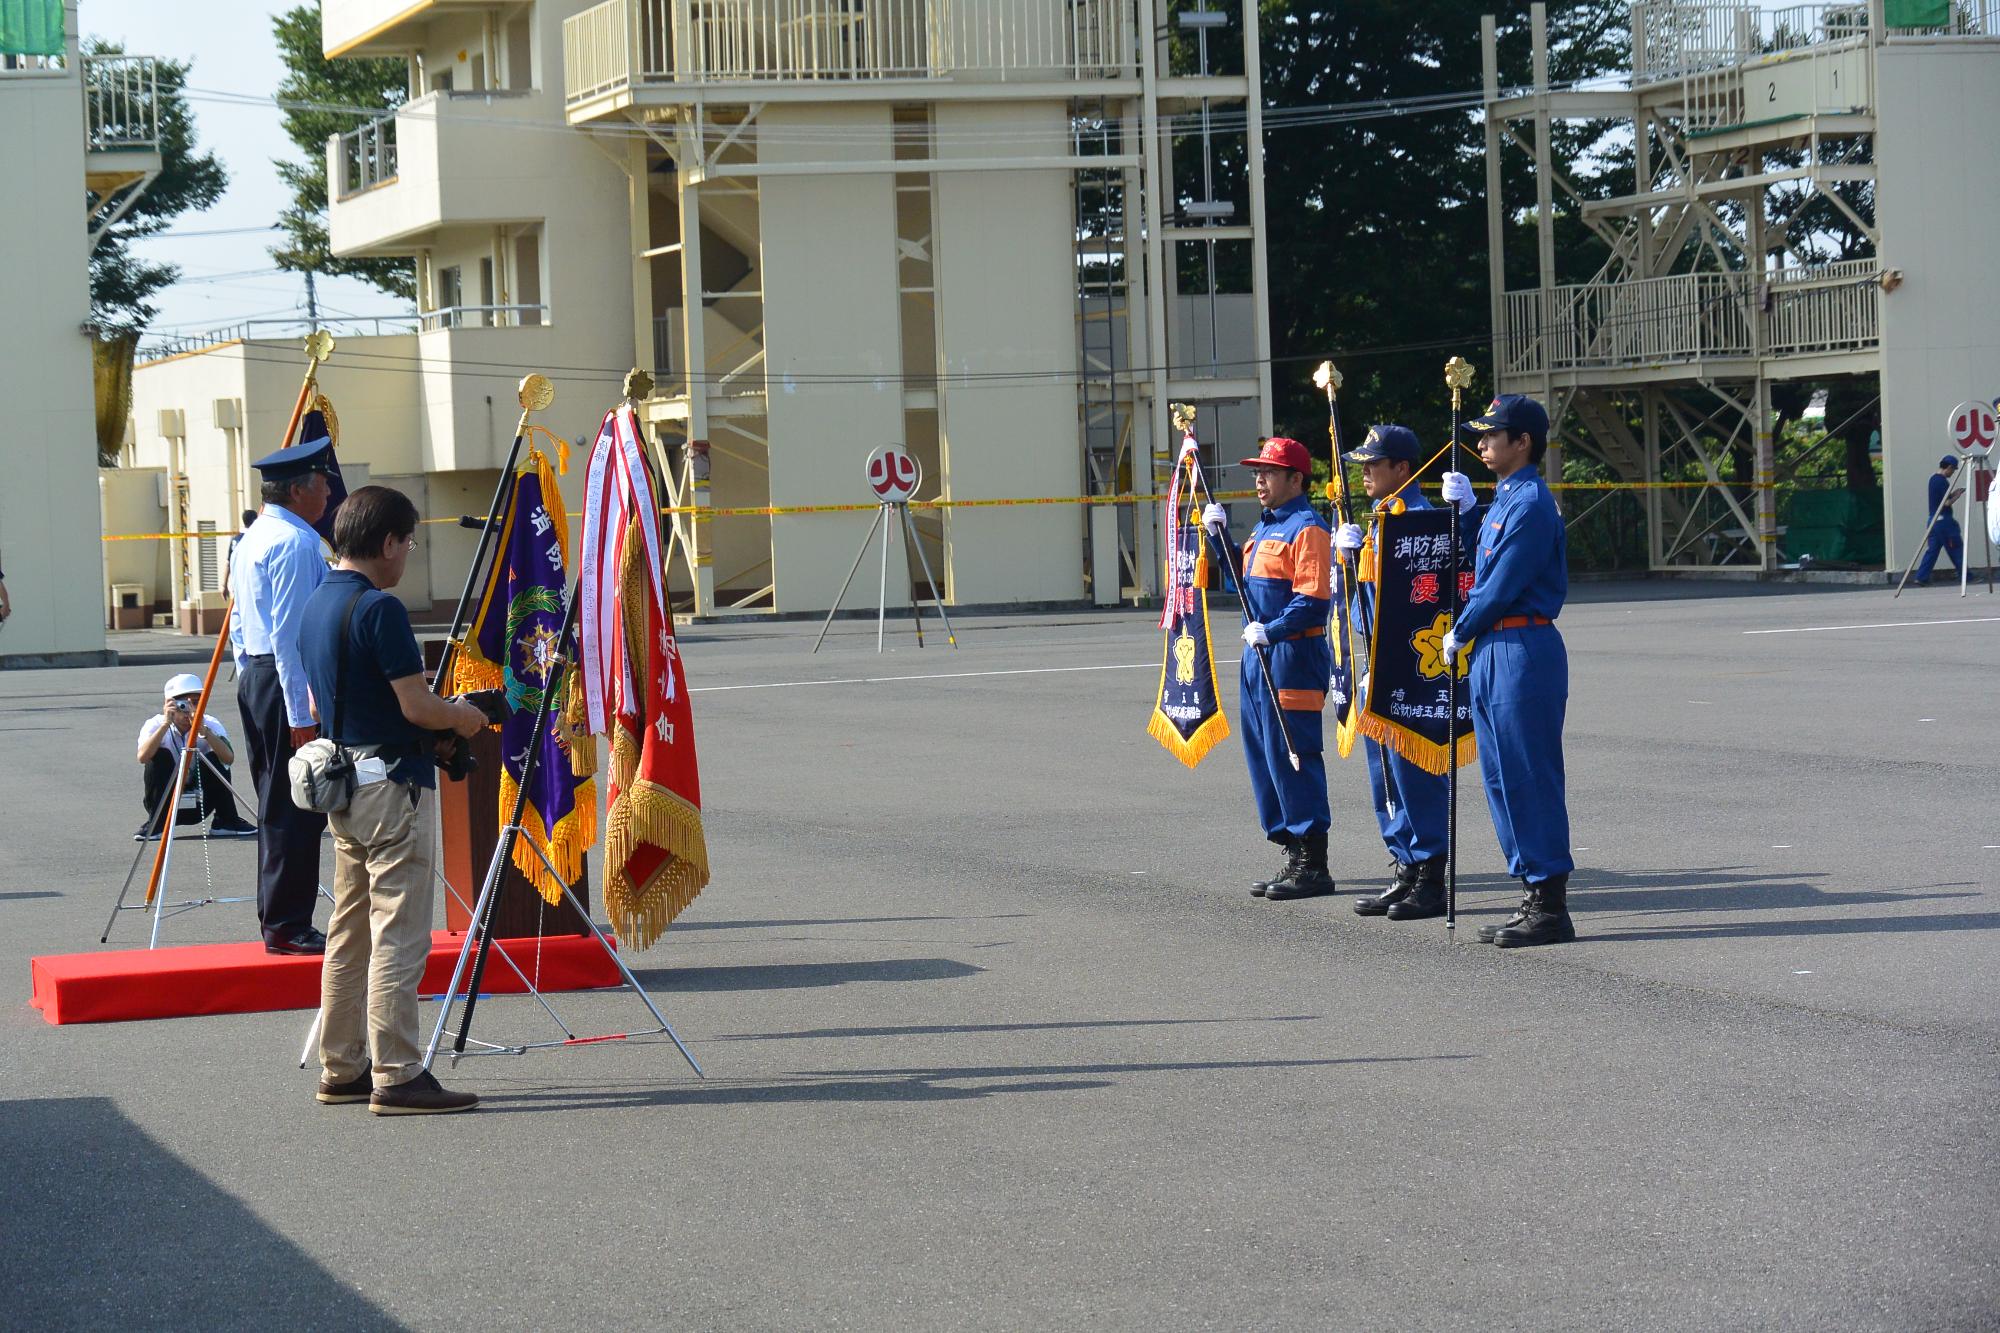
[811,501,957,654]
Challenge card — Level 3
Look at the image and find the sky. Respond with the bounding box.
[85,0,403,340]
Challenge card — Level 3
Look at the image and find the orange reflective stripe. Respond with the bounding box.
[1290,526,1332,600]
[1247,538,1293,581]
[1277,688,1326,711]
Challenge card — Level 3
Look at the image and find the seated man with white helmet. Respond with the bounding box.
[136,673,258,841]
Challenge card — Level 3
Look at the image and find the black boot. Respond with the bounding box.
[1386,857,1446,920]
[1352,860,1417,916]
[1493,876,1576,948]
[1265,831,1336,900]
[1477,881,1534,944]
[1250,838,1301,899]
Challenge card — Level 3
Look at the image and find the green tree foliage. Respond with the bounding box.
[1250,1,1629,443]
[85,41,227,333]
[269,5,412,300]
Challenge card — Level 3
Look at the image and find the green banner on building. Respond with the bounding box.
[1885,0,1952,27]
[0,0,64,57]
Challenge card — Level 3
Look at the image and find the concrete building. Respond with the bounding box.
[312,0,1270,617]
[0,6,157,663]
[1485,0,2000,575]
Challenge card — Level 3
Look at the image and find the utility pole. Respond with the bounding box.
[304,268,320,331]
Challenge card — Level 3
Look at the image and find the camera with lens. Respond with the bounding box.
[434,688,510,782]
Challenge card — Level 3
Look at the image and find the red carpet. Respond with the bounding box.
[29,931,623,1025]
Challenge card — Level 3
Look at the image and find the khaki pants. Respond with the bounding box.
[320,780,437,1089]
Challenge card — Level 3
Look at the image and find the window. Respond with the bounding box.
[436,265,462,326]
[196,521,219,591]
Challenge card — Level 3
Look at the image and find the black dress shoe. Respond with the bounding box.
[264,927,328,956]
[317,1063,373,1104]
[1354,861,1417,916]
[208,820,258,839]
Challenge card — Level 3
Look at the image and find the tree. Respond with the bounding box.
[269,5,412,301]
[1251,1,1630,443]
[85,40,227,333]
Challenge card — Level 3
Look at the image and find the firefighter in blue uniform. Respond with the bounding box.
[1202,436,1337,900]
[1331,425,1451,921]
[1911,455,1964,587]
[1439,395,1576,947]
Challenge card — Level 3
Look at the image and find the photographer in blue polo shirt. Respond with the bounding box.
[300,485,487,1116]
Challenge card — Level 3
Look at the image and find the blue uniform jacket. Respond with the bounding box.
[1456,464,1566,639]
[1223,494,1334,710]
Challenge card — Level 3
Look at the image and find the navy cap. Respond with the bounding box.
[1462,393,1549,446]
[1940,454,1960,469]
[1344,424,1421,465]
[252,433,337,483]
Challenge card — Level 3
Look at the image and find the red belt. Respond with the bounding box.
[1287,626,1326,639]
[1494,614,1553,630]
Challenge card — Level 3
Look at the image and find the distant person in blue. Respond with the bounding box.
[1333,424,1452,921]
[229,435,334,955]
[1202,435,1338,901]
[1439,395,1576,947]
[1910,455,1964,587]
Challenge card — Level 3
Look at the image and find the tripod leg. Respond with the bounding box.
[904,504,958,647]
[101,828,158,942]
[811,507,885,654]
[877,500,892,654]
[897,504,925,648]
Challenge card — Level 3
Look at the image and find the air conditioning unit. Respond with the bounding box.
[213,398,242,429]
[158,408,185,439]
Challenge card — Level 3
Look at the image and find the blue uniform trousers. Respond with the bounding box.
[1239,662,1328,843]
[1914,515,1963,582]
[1364,737,1447,865]
[1467,625,1574,883]
[238,657,327,939]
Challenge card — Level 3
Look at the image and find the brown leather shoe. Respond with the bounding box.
[316,1064,372,1104]
[370,1070,479,1116]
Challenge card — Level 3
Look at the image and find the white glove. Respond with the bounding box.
[1441,632,1462,660]
[1201,503,1227,536]
[1440,471,1476,513]
[1334,522,1364,553]
[1242,621,1269,649]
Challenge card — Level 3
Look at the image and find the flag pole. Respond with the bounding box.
[1442,355,1477,940]
[1315,360,1369,756]
[433,373,555,692]
[136,331,332,923]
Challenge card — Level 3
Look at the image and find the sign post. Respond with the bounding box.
[812,447,958,653]
[1947,401,1997,596]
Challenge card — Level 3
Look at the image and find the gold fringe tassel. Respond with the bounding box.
[496,769,599,905]
[1147,707,1231,770]
[603,781,710,950]
[1352,708,1478,776]
[451,650,504,697]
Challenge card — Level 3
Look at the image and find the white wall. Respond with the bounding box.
[0,61,106,660]
[1875,42,2000,573]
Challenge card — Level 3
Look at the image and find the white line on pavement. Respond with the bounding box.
[1743,616,2000,636]
[691,660,1207,694]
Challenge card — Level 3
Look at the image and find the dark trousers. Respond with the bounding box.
[140,749,243,832]
[238,658,327,940]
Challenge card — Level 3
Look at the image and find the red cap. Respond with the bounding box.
[1237,436,1312,474]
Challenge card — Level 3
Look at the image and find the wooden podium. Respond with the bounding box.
[428,644,590,937]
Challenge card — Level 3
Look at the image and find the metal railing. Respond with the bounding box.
[336,116,398,199]
[566,0,1134,102]
[1636,0,2000,79]
[418,304,550,331]
[138,315,421,362]
[1502,262,1883,376]
[83,55,159,150]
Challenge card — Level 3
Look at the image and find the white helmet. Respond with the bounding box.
[163,673,203,701]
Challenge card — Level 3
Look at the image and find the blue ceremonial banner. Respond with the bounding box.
[1148,448,1231,768]
[299,403,348,544]
[456,448,596,901]
[1357,505,1477,774]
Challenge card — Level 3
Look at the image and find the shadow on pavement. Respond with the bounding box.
[475,1054,1471,1113]
[0,1097,401,1330]
[707,1015,1322,1043]
[632,957,985,991]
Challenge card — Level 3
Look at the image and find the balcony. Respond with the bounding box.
[328,90,542,257]
[1498,262,1880,383]
[564,0,1136,115]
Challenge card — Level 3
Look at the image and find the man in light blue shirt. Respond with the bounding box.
[230,435,335,954]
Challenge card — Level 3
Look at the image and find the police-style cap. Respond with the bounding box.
[1462,393,1549,446]
[252,434,336,482]
[1344,424,1420,465]
[1940,454,1960,469]
[1238,436,1312,473]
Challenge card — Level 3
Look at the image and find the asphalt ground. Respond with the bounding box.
[1,580,1996,1330]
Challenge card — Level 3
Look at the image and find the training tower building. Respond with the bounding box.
[1484,0,2000,575]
